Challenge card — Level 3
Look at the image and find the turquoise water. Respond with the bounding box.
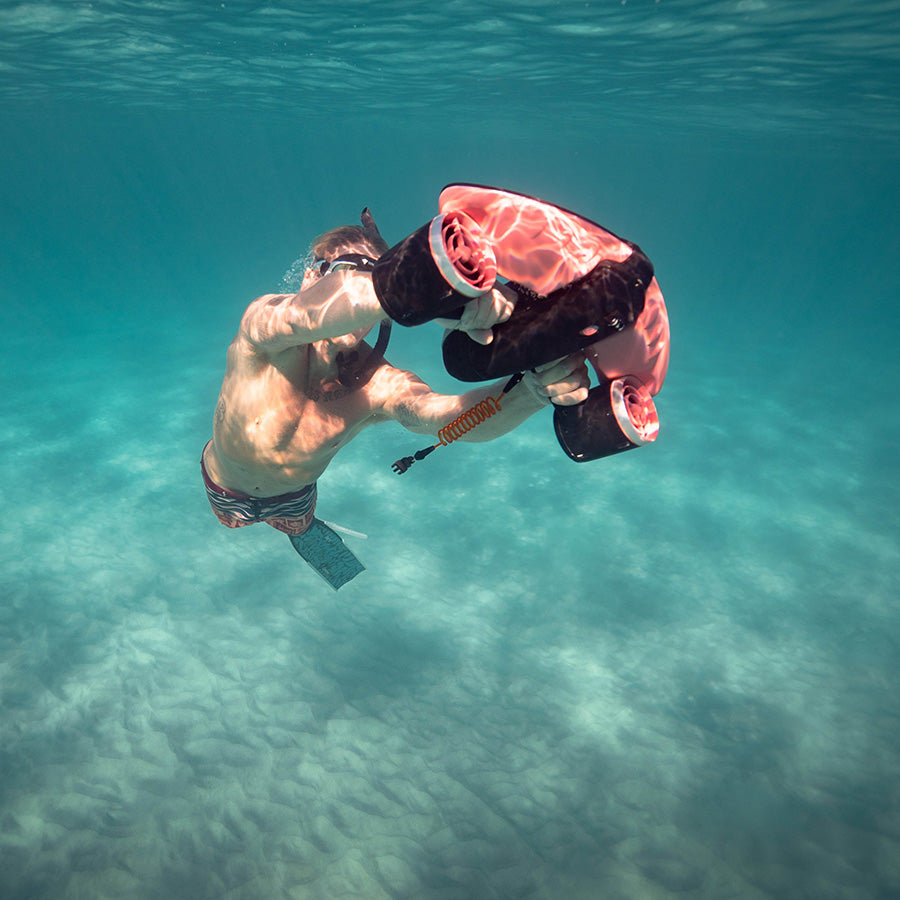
[2,2,899,898]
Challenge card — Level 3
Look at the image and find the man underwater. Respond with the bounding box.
[202,209,589,584]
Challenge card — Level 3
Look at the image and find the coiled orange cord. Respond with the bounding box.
[392,373,523,473]
[437,394,503,445]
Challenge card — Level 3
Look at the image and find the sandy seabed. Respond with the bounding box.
[1,340,898,900]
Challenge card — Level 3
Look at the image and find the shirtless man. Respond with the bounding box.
[201,210,589,581]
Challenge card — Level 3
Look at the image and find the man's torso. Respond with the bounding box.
[206,335,393,495]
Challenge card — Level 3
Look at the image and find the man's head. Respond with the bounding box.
[310,207,389,266]
[300,208,392,356]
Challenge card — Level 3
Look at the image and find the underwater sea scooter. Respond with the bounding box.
[370,184,670,469]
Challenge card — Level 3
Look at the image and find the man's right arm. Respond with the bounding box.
[240,271,386,351]
[239,270,517,353]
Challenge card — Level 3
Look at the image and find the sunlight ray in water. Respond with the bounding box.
[1,1,899,142]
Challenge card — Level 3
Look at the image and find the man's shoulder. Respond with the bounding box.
[227,328,304,372]
[240,293,291,330]
[237,292,302,348]
[236,290,303,350]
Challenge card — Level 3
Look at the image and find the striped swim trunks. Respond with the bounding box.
[201,446,317,536]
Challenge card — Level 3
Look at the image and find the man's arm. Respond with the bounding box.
[240,271,386,351]
[240,270,520,353]
[379,355,590,443]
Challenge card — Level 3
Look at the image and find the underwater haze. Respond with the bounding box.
[1,1,899,898]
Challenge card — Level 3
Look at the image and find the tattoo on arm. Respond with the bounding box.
[215,399,226,427]
[393,401,422,427]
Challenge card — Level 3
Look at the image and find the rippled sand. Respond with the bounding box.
[1,325,897,898]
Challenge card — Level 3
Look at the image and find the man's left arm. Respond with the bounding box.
[379,354,590,442]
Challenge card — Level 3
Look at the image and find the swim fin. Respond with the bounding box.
[288,518,365,590]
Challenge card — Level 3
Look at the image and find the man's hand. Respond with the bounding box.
[435,283,516,345]
[522,354,591,406]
